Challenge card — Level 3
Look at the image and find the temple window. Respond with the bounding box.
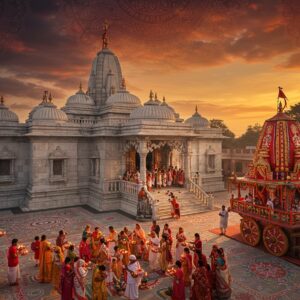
[90,146,100,183]
[0,159,11,176]
[208,154,215,170]
[0,147,16,183]
[90,158,100,178]
[53,159,64,176]
[49,146,68,183]
[206,146,216,173]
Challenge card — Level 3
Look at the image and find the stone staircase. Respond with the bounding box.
[150,187,211,220]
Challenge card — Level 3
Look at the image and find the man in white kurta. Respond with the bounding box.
[125,255,143,300]
[219,205,229,235]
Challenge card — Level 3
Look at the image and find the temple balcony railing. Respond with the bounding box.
[103,179,141,195]
[103,180,121,193]
[187,177,214,209]
[230,198,300,227]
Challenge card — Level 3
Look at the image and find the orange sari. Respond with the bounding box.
[39,240,53,283]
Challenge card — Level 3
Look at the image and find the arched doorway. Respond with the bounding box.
[146,144,172,171]
[146,152,152,171]
[125,147,140,171]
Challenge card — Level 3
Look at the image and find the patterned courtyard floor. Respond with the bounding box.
[0,202,300,300]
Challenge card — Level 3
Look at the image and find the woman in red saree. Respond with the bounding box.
[60,258,74,300]
[191,260,211,300]
[181,247,192,287]
[79,237,91,263]
[172,260,185,300]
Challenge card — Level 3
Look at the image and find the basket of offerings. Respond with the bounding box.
[0,230,6,237]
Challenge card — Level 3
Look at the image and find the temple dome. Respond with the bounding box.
[0,97,19,123]
[185,106,210,128]
[106,79,141,106]
[106,90,141,106]
[29,92,68,124]
[66,85,94,107]
[129,92,175,121]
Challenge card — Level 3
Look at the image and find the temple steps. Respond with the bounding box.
[150,187,211,220]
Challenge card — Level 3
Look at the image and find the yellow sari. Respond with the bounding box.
[39,240,53,283]
[159,240,168,272]
[52,247,64,291]
[91,231,102,258]
[111,251,123,279]
[92,268,108,300]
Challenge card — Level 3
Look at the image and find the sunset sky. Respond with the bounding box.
[1,0,300,136]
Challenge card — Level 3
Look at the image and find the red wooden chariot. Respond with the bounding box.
[229,89,300,257]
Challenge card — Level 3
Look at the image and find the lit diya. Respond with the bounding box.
[0,230,6,237]
[166,267,176,276]
[130,240,137,245]
[17,244,29,256]
[119,249,128,255]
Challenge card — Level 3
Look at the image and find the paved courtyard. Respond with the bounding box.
[0,194,300,300]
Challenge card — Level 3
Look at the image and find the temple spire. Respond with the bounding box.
[48,93,52,103]
[102,20,109,49]
[195,105,198,113]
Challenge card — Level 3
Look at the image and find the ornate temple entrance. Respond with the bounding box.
[123,139,188,183]
[146,144,172,171]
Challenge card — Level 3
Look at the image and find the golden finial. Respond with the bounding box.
[0,96,4,105]
[121,77,126,89]
[149,90,154,100]
[195,105,198,113]
[102,20,109,49]
[154,92,158,100]
[79,81,82,92]
[163,96,166,102]
[48,93,52,103]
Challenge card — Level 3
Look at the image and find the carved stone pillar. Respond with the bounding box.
[138,140,148,184]
[184,140,192,181]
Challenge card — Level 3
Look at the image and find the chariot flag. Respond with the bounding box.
[278,87,287,110]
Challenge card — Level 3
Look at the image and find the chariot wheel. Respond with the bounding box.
[263,224,289,256]
[240,218,261,246]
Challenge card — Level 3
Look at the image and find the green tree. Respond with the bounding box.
[286,103,300,122]
[210,119,235,148]
[235,123,262,148]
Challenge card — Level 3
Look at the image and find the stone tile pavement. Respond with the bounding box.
[0,198,299,300]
